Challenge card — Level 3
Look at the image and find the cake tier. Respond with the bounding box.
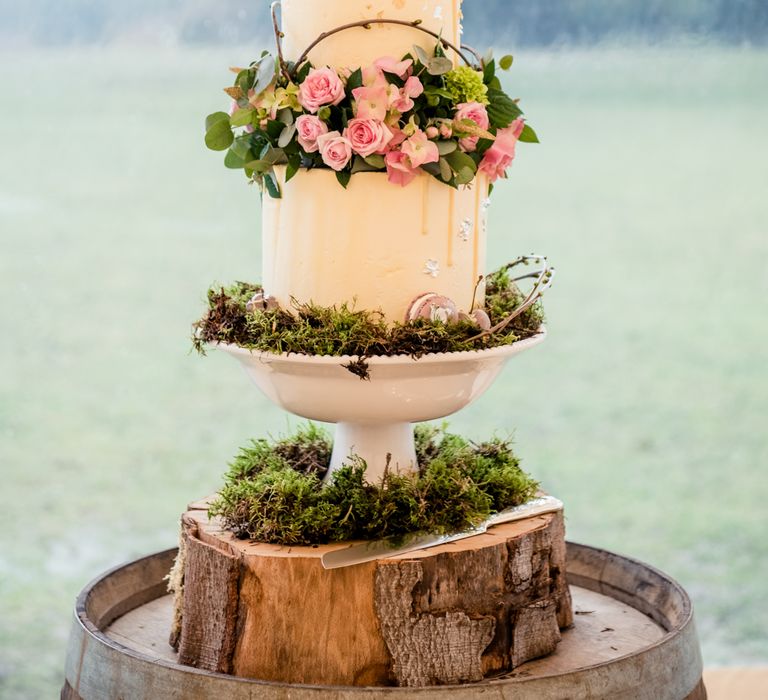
[281,0,463,69]
[261,167,489,322]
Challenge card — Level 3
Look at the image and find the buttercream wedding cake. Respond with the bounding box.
[178,0,571,689]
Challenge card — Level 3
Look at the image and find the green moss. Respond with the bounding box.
[192,265,544,363]
[208,424,539,546]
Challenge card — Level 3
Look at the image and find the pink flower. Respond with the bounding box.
[385,150,419,187]
[455,101,490,152]
[425,125,439,139]
[478,119,525,182]
[296,115,329,153]
[298,67,345,113]
[317,131,353,171]
[352,85,389,121]
[390,76,424,113]
[362,65,388,90]
[374,56,413,79]
[401,129,439,168]
[344,118,393,157]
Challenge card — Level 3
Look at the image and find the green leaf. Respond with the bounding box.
[231,136,252,159]
[352,156,378,174]
[230,108,254,128]
[427,57,453,76]
[277,108,294,126]
[445,150,477,175]
[424,85,454,100]
[286,154,301,182]
[335,170,351,189]
[278,123,297,149]
[295,61,312,83]
[436,140,457,156]
[262,146,287,165]
[236,69,254,94]
[518,123,539,143]
[413,44,431,66]
[263,170,282,198]
[499,55,514,70]
[425,93,440,107]
[486,88,524,129]
[224,148,247,169]
[483,59,496,85]
[205,112,234,151]
[363,154,386,169]
[205,111,230,132]
[438,157,452,182]
[244,159,271,174]
[455,167,474,185]
[346,68,363,92]
[253,53,276,95]
[317,106,331,121]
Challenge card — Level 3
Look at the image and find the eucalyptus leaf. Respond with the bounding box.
[455,167,474,185]
[263,170,282,199]
[436,140,457,156]
[244,159,271,174]
[253,53,276,95]
[424,85,454,100]
[439,157,453,182]
[518,124,539,143]
[363,154,386,169]
[263,146,287,165]
[413,44,431,65]
[277,108,294,126]
[278,123,297,149]
[230,108,255,128]
[224,149,247,169]
[352,156,378,174]
[205,111,230,132]
[427,56,453,76]
[231,136,253,159]
[445,150,477,175]
[205,113,234,151]
[499,55,514,70]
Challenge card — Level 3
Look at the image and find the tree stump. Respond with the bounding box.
[173,499,573,688]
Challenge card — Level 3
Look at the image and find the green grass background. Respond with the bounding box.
[1,46,766,697]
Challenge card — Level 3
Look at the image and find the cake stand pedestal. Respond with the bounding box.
[218,332,546,481]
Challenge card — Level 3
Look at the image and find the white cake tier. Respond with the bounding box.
[261,167,489,323]
[280,0,463,69]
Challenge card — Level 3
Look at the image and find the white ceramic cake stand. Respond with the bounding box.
[218,330,545,483]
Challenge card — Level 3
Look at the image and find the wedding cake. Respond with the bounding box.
[179,0,571,689]
[205,0,535,323]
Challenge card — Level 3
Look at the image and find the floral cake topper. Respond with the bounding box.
[204,15,538,198]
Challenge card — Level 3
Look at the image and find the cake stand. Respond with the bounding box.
[217,330,545,483]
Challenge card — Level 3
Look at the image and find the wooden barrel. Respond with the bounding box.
[61,543,707,700]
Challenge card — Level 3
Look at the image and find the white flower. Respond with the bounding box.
[423,259,441,277]
[459,217,472,241]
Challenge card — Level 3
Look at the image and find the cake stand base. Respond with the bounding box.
[329,421,416,478]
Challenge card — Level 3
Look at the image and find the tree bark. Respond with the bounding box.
[174,501,573,687]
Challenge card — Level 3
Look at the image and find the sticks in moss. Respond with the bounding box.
[192,264,545,359]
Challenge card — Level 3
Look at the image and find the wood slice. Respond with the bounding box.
[175,502,573,687]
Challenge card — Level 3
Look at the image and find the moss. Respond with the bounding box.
[208,424,539,546]
[192,265,545,362]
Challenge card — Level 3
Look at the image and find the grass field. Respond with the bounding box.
[1,45,767,697]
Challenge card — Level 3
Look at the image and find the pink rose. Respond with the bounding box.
[352,85,389,121]
[478,119,525,182]
[317,131,353,171]
[296,115,329,153]
[401,129,439,168]
[455,101,490,152]
[385,150,418,187]
[298,67,345,113]
[374,56,413,79]
[345,118,393,157]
